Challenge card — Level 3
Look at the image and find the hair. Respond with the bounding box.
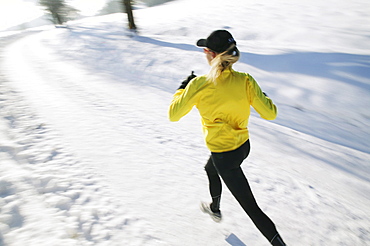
[207,44,240,84]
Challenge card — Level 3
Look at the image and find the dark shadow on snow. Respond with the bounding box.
[135,35,370,91]
[63,26,370,93]
[240,52,370,91]
[135,35,199,52]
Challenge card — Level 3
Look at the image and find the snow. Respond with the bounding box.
[0,0,44,31]
[0,0,370,245]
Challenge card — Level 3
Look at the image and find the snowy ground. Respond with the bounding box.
[0,0,370,245]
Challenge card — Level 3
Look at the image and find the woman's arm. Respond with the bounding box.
[248,75,277,120]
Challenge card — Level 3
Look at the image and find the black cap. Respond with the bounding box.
[196,30,237,53]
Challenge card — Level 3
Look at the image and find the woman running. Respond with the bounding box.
[168,30,287,246]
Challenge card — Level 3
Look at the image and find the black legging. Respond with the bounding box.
[205,140,281,244]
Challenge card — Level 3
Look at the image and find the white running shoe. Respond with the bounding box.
[200,202,222,223]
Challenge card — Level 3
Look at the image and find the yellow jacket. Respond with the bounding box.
[169,68,277,152]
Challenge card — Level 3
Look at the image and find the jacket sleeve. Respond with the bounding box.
[168,81,199,122]
[247,75,277,120]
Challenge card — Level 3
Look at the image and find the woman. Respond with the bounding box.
[168,30,286,246]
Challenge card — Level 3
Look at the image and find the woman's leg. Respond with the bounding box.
[211,140,285,245]
[204,156,222,211]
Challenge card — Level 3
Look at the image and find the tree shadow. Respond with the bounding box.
[135,35,198,52]
[135,35,370,90]
[240,52,370,90]
[62,27,370,95]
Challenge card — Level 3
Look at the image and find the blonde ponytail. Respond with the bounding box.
[207,44,240,84]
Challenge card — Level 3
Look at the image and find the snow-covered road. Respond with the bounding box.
[1,0,370,245]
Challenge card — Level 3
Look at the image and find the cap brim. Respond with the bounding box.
[196,39,207,47]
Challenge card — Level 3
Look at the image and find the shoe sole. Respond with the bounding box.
[200,202,222,223]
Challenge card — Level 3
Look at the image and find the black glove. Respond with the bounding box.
[178,71,196,90]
